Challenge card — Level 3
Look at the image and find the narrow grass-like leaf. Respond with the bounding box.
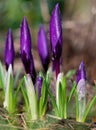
[21,84,29,110]
[48,88,59,116]
[0,61,6,93]
[66,69,76,78]
[62,76,67,119]
[56,73,67,118]
[39,79,46,117]
[39,78,47,117]
[58,82,63,117]
[4,65,14,113]
[14,69,21,88]
[82,96,96,122]
[14,77,24,109]
[39,71,50,118]
[56,73,63,110]
[68,81,76,103]
[24,74,38,120]
[75,91,79,121]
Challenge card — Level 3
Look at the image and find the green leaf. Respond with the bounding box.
[66,69,76,78]
[24,74,38,120]
[62,76,67,119]
[14,69,21,88]
[82,96,96,122]
[0,61,6,93]
[58,82,63,117]
[4,65,14,113]
[48,88,59,116]
[21,84,29,110]
[68,81,76,103]
[39,71,51,118]
[14,77,24,109]
[75,91,79,121]
[56,73,67,118]
[39,78,47,117]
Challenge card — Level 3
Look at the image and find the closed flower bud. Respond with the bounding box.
[38,25,50,72]
[4,29,14,70]
[35,75,43,100]
[50,3,62,60]
[50,3,62,78]
[77,61,86,84]
[20,16,36,83]
[76,61,86,100]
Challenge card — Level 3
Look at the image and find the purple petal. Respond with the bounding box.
[77,79,86,100]
[20,16,36,83]
[50,3,62,59]
[76,61,86,84]
[20,16,32,53]
[4,29,14,70]
[35,75,43,99]
[38,25,50,72]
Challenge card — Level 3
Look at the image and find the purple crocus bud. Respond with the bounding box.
[76,61,86,100]
[50,3,62,78]
[76,61,86,84]
[4,29,15,70]
[35,75,43,100]
[38,25,50,72]
[20,16,36,83]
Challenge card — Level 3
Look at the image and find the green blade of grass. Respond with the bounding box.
[39,71,51,118]
[21,81,29,110]
[82,96,96,122]
[66,69,76,78]
[48,88,59,116]
[75,90,79,121]
[68,81,76,103]
[24,74,38,120]
[0,61,5,93]
[62,76,67,119]
[13,77,24,109]
[58,82,63,117]
[39,79,46,117]
[4,65,14,113]
[14,69,21,88]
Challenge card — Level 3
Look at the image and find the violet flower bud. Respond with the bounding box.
[20,16,36,83]
[35,75,43,100]
[76,61,86,84]
[76,61,86,100]
[4,29,15,70]
[38,25,50,72]
[50,3,62,60]
[50,3,62,78]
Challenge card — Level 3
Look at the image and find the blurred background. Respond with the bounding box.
[0,0,96,82]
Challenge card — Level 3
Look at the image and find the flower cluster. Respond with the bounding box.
[0,3,96,123]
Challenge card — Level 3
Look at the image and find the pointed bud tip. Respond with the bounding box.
[35,74,43,99]
[77,61,86,84]
[5,28,14,70]
[79,61,85,70]
[20,16,36,82]
[8,28,12,33]
[38,25,50,72]
[50,2,62,60]
[55,3,59,10]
